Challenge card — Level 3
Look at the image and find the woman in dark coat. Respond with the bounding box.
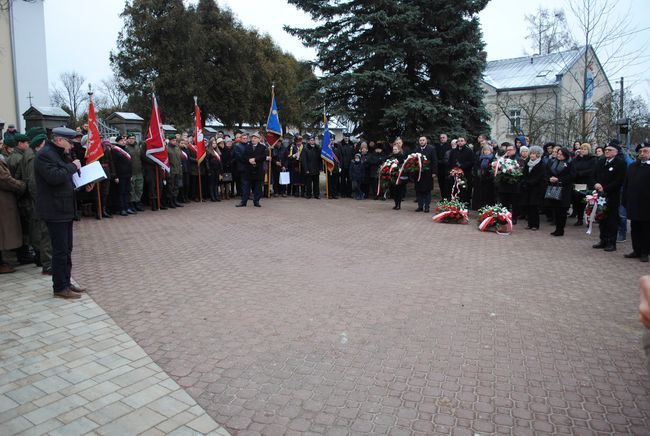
[544,147,574,236]
[471,144,495,210]
[570,143,596,225]
[496,143,525,224]
[206,138,222,202]
[388,144,406,210]
[521,146,547,230]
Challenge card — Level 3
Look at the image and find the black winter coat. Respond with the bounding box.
[241,143,268,181]
[413,144,438,192]
[572,155,596,188]
[301,144,322,175]
[594,156,627,207]
[111,146,133,179]
[338,141,354,170]
[544,160,574,208]
[521,161,547,206]
[447,146,474,175]
[623,161,650,221]
[34,142,78,222]
[366,152,383,179]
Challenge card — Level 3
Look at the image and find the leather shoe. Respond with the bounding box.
[120,211,128,216]
[624,252,640,259]
[592,242,606,249]
[127,208,137,214]
[424,207,430,213]
[174,201,184,208]
[42,267,52,275]
[70,284,87,293]
[103,209,112,218]
[254,203,261,207]
[604,245,616,252]
[53,289,81,299]
[415,208,423,212]
[641,255,649,263]
[235,203,246,207]
[135,203,145,212]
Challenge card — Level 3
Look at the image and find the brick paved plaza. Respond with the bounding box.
[69,197,650,435]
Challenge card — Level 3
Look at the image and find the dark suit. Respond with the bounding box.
[301,144,322,199]
[240,141,267,205]
[448,146,474,204]
[413,144,438,210]
[594,156,627,247]
[34,142,78,292]
[623,160,650,256]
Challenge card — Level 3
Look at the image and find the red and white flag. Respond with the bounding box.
[85,97,104,163]
[193,96,206,164]
[145,94,170,172]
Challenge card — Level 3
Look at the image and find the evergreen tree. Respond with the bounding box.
[286,0,490,141]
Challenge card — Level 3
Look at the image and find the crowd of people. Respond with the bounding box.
[1,123,649,297]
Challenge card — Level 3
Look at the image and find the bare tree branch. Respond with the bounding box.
[50,71,87,122]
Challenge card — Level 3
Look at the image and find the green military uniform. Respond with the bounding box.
[126,138,144,207]
[167,142,182,204]
[6,146,24,178]
[24,138,52,270]
[6,135,34,263]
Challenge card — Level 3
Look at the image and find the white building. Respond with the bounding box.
[0,0,49,132]
[482,46,612,146]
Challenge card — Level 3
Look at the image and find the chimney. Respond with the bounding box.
[530,57,534,64]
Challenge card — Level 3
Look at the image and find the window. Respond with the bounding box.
[509,109,521,134]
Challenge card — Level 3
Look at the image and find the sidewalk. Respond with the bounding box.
[0,264,229,436]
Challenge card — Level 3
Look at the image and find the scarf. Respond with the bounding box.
[550,159,567,176]
[479,153,494,170]
[527,157,541,170]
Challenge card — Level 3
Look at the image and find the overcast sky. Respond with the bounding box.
[44,0,650,101]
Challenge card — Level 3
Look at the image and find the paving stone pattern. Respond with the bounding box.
[72,197,650,435]
[0,267,228,435]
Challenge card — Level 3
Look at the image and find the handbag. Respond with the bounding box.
[544,184,563,201]
[222,173,233,182]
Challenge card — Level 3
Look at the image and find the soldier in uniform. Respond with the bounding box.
[6,133,35,264]
[167,138,184,208]
[301,134,321,199]
[236,132,267,207]
[25,134,52,274]
[593,141,627,252]
[126,133,144,211]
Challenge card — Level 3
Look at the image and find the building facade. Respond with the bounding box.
[0,0,49,132]
[482,46,612,146]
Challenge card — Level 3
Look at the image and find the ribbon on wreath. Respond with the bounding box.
[584,190,601,235]
[478,211,513,234]
[432,208,468,224]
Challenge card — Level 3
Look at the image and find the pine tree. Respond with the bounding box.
[286,0,491,141]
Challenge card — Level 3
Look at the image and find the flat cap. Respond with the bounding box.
[52,127,77,138]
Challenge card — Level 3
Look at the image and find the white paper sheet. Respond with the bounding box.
[72,161,107,189]
[279,171,290,185]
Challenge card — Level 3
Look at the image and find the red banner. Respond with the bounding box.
[145,94,170,172]
[194,97,206,164]
[85,99,104,163]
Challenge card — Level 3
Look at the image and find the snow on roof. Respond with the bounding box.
[110,112,144,121]
[483,48,583,90]
[29,106,70,117]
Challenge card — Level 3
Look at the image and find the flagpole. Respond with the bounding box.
[323,108,329,199]
[197,159,202,202]
[156,166,161,210]
[268,84,275,198]
[96,182,102,220]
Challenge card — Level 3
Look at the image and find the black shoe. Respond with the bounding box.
[236,203,246,207]
[624,252,640,258]
[160,204,168,210]
[120,211,128,216]
[415,208,423,212]
[574,220,583,226]
[641,255,649,263]
[305,195,312,199]
[254,203,261,207]
[592,242,606,249]
[174,201,184,208]
[550,230,564,236]
[424,207,430,213]
[392,205,399,210]
[314,196,320,199]
[512,218,518,225]
[41,267,52,276]
[135,203,145,212]
[127,208,137,214]
[396,205,401,210]
[168,202,176,209]
[103,209,112,218]
[604,245,616,252]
